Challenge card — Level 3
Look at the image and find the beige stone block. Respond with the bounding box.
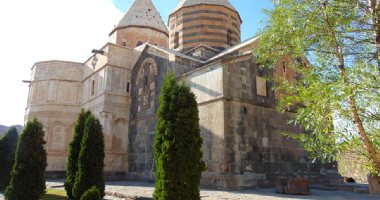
[262,137,269,147]
[150,82,155,90]
[256,76,267,96]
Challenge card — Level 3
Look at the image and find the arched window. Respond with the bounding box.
[136,58,158,112]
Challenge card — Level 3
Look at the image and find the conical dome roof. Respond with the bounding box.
[173,0,236,13]
[113,0,168,34]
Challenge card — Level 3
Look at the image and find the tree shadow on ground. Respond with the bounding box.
[41,194,68,200]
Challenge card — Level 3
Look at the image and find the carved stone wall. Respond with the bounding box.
[128,47,172,180]
[25,61,83,172]
[81,44,135,175]
[178,55,340,189]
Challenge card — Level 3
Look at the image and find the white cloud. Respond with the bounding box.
[0,0,123,126]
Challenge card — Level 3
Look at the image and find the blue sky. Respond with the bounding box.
[111,0,273,40]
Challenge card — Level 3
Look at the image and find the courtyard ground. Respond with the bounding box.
[44,180,379,200]
[0,180,378,200]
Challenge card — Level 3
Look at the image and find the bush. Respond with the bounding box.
[80,186,101,200]
[73,114,105,199]
[153,73,205,200]
[0,126,18,191]
[5,119,47,200]
[65,109,91,199]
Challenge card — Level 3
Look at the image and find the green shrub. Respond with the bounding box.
[153,72,206,200]
[65,109,91,199]
[0,126,18,191]
[5,119,47,200]
[80,186,101,200]
[73,114,105,199]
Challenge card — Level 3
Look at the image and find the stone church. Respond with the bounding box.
[25,0,338,189]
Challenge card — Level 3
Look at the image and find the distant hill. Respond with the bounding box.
[0,125,8,138]
[0,125,23,138]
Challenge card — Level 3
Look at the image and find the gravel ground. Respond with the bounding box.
[1,181,379,200]
[45,180,380,200]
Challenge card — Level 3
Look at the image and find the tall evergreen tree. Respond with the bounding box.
[80,186,101,200]
[72,114,105,199]
[153,73,205,200]
[65,109,91,199]
[5,119,47,200]
[0,127,18,191]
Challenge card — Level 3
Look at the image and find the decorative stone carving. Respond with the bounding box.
[50,123,66,151]
[136,59,157,112]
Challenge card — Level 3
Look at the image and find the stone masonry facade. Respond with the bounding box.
[24,0,340,189]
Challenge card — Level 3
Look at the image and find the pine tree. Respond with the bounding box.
[153,72,205,200]
[5,119,47,200]
[72,114,105,199]
[0,127,18,191]
[65,109,91,199]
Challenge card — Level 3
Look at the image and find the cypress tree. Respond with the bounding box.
[5,119,47,200]
[153,72,205,200]
[65,109,91,199]
[72,114,105,199]
[0,127,18,191]
[80,186,101,200]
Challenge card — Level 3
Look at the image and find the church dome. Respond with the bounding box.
[169,0,241,52]
[173,0,237,13]
[113,0,168,35]
[110,0,169,48]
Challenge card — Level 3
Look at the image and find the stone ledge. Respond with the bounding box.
[105,191,152,200]
[312,183,370,194]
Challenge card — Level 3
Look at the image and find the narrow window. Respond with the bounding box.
[227,29,233,45]
[126,82,130,93]
[242,106,247,115]
[144,76,148,86]
[174,32,179,48]
[91,80,95,96]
